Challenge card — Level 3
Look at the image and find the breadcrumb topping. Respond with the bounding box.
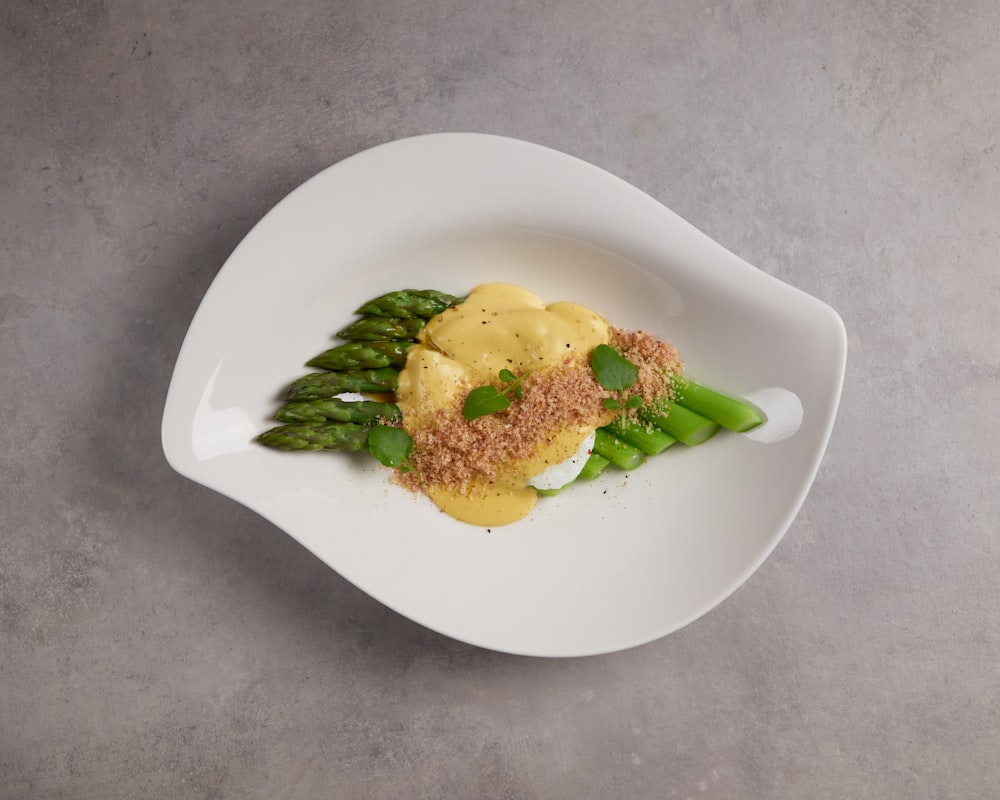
[608,326,684,409]
[395,327,683,494]
[398,356,609,492]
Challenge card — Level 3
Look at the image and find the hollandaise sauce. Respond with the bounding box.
[396,283,613,526]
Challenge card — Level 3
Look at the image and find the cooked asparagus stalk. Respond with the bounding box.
[671,376,764,432]
[284,369,399,400]
[306,341,410,370]
[603,419,677,456]
[257,422,371,452]
[337,316,426,341]
[355,289,464,319]
[592,429,645,471]
[275,398,402,424]
[645,401,719,446]
[579,452,611,479]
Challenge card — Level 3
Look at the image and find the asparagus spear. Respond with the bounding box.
[534,379,756,496]
[579,452,611,479]
[337,316,426,341]
[592,429,645,470]
[306,341,410,370]
[603,419,677,456]
[257,422,371,452]
[645,401,719,446]
[355,289,464,319]
[535,427,647,495]
[275,398,402,424]
[284,369,399,400]
[670,376,763,432]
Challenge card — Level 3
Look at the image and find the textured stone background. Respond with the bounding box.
[2,1,998,798]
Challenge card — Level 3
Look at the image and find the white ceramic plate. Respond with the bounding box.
[161,133,846,657]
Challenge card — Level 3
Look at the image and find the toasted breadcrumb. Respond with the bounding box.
[608,326,683,408]
[397,328,683,493]
[398,356,608,492]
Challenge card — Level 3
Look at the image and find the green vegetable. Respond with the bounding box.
[275,398,401,424]
[645,401,719,446]
[603,419,677,456]
[591,343,644,423]
[337,316,426,341]
[257,422,371,452]
[671,376,763,432]
[284,369,399,400]
[356,289,464,319]
[463,369,530,421]
[367,425,415,469]
[592,429,645,471]
[463,385,511,419]
[579,452,611,480]
[260,285,763,522]
[306,340,410,371]
[591,344,638,390]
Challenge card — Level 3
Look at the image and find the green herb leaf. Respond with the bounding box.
[463,368,531,420]
[603,397,622,410]
[591,344,638,391]
[367,425,414,467]
[463,385,511,420]
[626,395,644,410]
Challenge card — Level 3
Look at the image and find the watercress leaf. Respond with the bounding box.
[514,384,523,401]
[626,394,644,409]
[591,344,638,391]
[498,368,516,382]
[368,425,413,468]
[603,397,622,410]
[463,385,511,420]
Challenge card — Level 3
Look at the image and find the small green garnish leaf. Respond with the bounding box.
[463,368,532,421]
[591,344,638,391]
[592,344,643,425]
[367,424,414,468]
[463,385,511,420]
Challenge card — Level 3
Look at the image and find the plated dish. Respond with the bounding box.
[161,133,846,656]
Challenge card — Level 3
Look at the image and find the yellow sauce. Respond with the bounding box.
[425,481,538,528]
[396,283,610,526]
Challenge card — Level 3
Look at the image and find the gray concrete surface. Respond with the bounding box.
[2,1,998,798]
